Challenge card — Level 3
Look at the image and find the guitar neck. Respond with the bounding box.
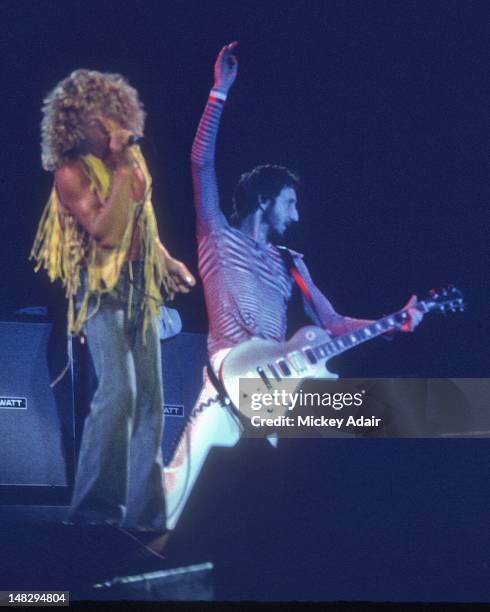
[311,303,428,361]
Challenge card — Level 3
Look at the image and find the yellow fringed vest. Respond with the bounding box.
[30,147,169,340]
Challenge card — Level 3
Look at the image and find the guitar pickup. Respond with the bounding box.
[317,345,330,358]
[287,351,306,373]
[304,348,317,364]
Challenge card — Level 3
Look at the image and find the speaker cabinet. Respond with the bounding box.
[0,320,207,506]
[0,321,75,502]
[160,332,208,465]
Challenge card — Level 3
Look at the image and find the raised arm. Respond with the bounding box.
[191,42,238,236]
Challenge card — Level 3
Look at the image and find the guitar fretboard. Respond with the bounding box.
[313,310,413,360]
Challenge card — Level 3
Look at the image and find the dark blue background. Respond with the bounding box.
[1,0,488,375]
[0,0,489,601]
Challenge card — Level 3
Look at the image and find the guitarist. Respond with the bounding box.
[163,42,423,529]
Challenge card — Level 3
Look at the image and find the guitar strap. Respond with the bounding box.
[277,246,323,328]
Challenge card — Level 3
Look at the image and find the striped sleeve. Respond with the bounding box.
[293,255,348,333]
[191,94,228,235]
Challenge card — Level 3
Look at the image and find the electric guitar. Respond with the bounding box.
[219,286,465,420]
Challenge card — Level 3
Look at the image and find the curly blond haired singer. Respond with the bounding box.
[41,69,145,171]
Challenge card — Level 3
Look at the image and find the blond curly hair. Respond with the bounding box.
[41,69,145,171]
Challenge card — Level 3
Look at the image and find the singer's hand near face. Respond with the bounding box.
[84,114,139,166]
[54,112,146,246]
[81,114,146,199]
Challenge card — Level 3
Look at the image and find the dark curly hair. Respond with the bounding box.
[231,164,300,226]
[41,69,145,171]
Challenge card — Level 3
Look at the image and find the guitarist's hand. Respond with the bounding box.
[399,295,423,332]
[213,41,239,94]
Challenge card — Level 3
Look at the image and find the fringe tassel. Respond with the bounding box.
[31,149,171,344]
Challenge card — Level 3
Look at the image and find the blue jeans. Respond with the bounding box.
[68,263,166,530]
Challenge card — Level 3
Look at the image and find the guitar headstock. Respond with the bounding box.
[422,285,465,314]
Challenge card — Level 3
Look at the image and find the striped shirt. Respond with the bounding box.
[192,94,345,356]
[198,225,293,355]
